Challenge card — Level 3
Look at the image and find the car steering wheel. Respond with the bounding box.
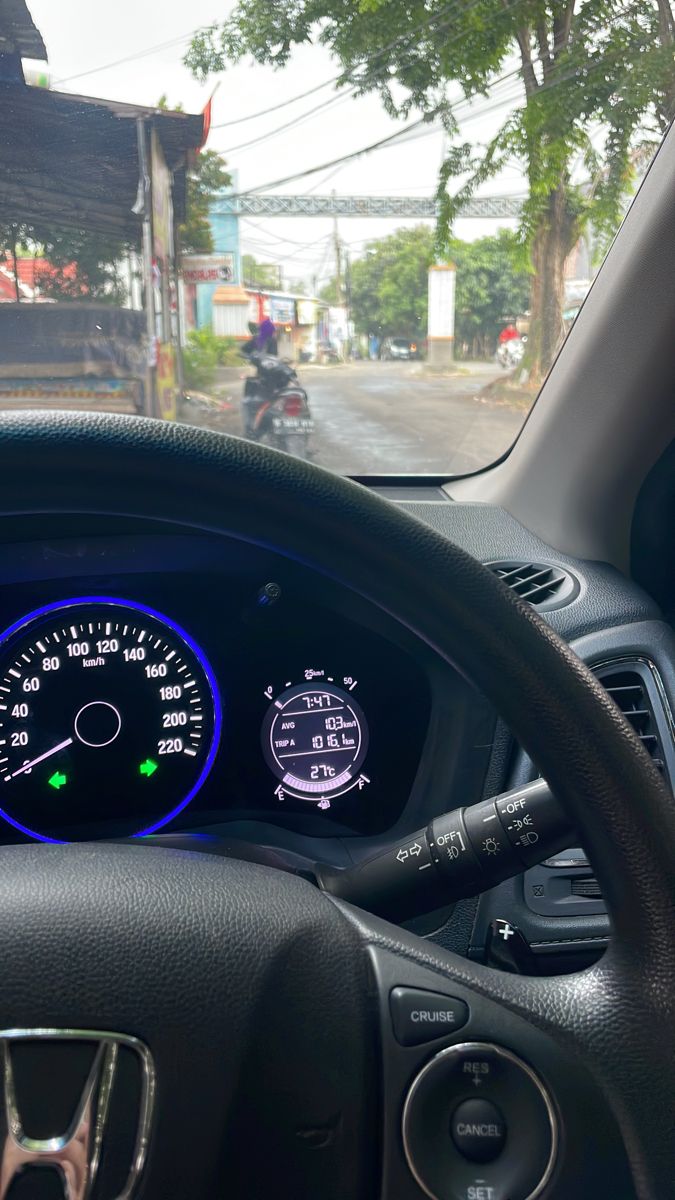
[0,411,671,1200]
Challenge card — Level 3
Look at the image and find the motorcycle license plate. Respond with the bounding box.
[271,417,314,432]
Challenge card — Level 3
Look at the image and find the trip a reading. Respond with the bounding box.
[261,678,370,806]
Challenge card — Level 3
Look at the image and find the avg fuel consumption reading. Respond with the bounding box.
[0,598,220,841]
[262,675,370,807]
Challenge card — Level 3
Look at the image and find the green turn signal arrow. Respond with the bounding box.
[139,759,158,778]
[48,771,67,790]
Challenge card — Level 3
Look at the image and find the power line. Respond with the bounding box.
[234,113,440,196]
[214,0,528,157]
[241,219,333,249]
[53,29,202,86]
[219,90,354,156]
[242,230,332,257]
[234,26,642,199]
[212,79,342,130]
[241,235,332,269]
[210,0,475,131]
[229,83,517,196]
[305,163,348,194]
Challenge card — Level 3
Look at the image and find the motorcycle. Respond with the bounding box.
[240,349,314,458]
[497,336,526,370]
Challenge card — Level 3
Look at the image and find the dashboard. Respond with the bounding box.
[2,493,673,976]
[0,519,496,851]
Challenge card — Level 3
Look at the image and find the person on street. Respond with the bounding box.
[498,322,520,344]
[242,318,278,359]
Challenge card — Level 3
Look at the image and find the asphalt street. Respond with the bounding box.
[185,360,528,477]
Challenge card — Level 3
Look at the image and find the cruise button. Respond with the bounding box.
[390,987,469,1046]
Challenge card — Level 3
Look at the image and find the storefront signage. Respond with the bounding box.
[269,296,296,324]
[181,255,235,284]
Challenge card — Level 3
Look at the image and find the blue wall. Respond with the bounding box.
[195,170,242,329]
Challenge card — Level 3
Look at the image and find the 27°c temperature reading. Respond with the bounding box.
[261,680,370,806]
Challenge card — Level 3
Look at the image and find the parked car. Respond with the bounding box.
[379,337,421,361]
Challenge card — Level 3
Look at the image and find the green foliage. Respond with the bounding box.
[345,225,528,354]
[319,278,342,305]
[450,230,530,356]
[242,254,281,287]
[183,328,239,390]
[0,222,38,299]
[156,97,230,254]
[0,221,130,303]
[349,226,434,338]
[36,227,129,303]
[186,0,675,379]
[181,150,232,255]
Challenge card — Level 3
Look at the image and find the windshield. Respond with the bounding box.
[0,1,671,476]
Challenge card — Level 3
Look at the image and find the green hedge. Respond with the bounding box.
[182,329,241,390]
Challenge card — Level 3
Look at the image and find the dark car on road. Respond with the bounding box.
[379,337,421,361]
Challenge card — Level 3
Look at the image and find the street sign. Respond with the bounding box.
[180,254,235,284]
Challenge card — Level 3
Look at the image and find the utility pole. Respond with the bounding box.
[332,189,342,304]
[344,246,352,359]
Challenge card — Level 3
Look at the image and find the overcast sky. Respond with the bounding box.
[28,0,523,287]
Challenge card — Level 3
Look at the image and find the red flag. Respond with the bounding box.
[199,96,212,150]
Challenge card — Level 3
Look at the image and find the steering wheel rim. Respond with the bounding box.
[0,409,672,1199]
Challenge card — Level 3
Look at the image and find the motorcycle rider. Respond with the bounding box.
[242,317,278,358]
[497,320,523,369]
[498,321,520,347]
[241,319,278,436]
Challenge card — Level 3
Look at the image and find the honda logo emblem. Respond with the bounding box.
[0,1029,155,1199]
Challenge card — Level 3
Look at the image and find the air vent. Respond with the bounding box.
[486,561,578,611]
[595,665,666,775]
[571,877,603,899]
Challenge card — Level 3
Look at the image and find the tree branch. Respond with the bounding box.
[515,27,538,92]
[536,22,553,80]
[655,0,675,44]
[498,0,538,94]
[552,1,575,59]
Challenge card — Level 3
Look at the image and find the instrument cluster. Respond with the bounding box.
[0,542,437,842]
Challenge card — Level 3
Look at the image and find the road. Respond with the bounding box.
[185,360,528,477]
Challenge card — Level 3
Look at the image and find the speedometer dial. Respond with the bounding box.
[0,598,221,842]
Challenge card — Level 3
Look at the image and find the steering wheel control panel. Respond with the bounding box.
[402,1042,557,1200]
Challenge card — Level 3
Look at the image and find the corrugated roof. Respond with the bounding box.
[0,83,203,237]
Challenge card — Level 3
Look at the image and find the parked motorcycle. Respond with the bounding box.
[240,348,314,458]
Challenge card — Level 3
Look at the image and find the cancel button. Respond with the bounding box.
[451,1097,507,1163]
[389,987,469,1046]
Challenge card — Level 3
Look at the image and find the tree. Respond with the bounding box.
[158,97,231,254]
[342,225,528,355]
[348,226,433,338]
[242,254,281,287]
[181,150,231,254]
[451,229,531,357]
[185,1,675,385]
[0,222,129,303]
[0,222,38,301]
[36,227,130,303]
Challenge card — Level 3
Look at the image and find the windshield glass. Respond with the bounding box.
[1,1,671,476]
